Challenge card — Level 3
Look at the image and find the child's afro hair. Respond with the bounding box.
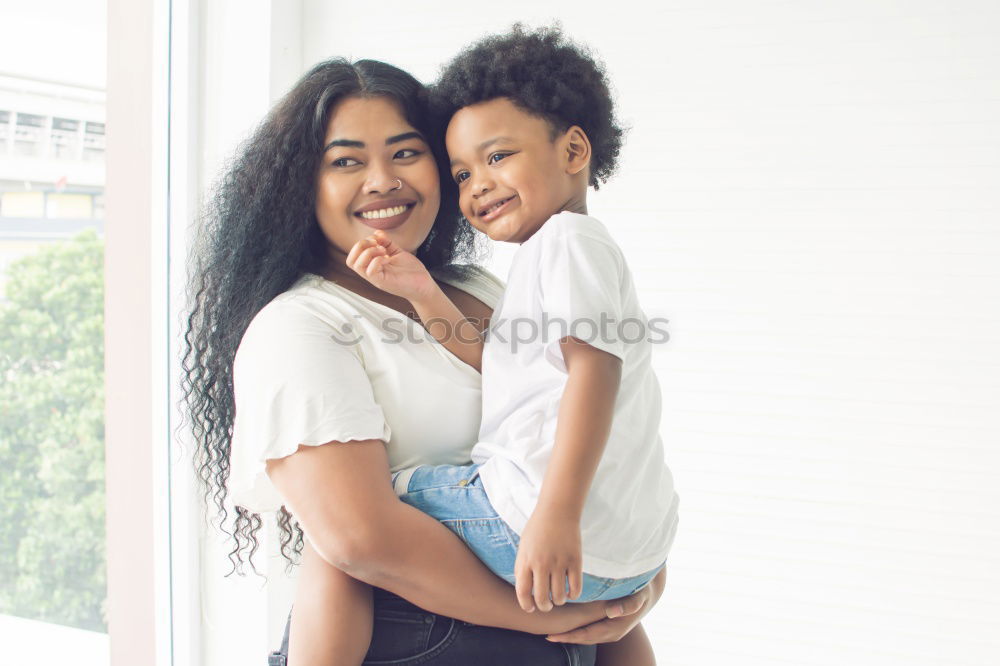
[433,24,625,189]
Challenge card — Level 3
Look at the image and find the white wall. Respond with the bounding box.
[188,1,1000,663]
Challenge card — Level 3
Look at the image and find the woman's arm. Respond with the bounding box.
[289,542,372,665]
[266,438,608,635]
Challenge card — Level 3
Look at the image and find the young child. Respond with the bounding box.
[291,26,678,665]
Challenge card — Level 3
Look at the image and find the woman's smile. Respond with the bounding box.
[354,198,417,230]
[316,96,440,256]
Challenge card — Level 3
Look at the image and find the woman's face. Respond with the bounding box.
[315,96,441,261]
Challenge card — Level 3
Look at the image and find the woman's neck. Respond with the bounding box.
[322,246,367,290]
[320,245,424,319]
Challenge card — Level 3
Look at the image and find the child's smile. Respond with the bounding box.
[477,194,519,222]
[446,97,586,244]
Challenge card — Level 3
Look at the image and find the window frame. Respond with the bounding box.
[105,0,175,664]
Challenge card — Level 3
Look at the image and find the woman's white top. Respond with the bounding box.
[229,266,505,513]
[472,212,680,579]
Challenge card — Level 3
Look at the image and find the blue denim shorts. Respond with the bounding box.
[392,462,663,603]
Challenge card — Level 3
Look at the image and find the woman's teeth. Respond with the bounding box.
[360,205,408,219]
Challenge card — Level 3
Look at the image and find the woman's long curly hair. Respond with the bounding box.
[181,58,481,574]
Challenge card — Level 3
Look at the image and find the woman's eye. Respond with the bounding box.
[454,171,470,184]
[488,152,510,165]
[394,148,422,159]
[331,157,360,168]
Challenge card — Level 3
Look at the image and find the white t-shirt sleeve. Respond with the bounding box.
[229,300,391,512]
[538,220,627,372]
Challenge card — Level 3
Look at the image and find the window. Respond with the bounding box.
[0,111,10,154]
[13,112,46,158]
[0,190,45,218]
[0,4,107,665]
[46,192,94,219]
[50,117,81,159]
[83,121,105,162]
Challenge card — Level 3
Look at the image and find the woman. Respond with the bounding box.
[181,58,665,665]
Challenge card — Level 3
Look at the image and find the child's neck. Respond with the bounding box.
[516,190,589,244]
[559,191,588,216]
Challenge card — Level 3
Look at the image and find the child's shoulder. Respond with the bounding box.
[542,211,614,241]
[533,212,628,285]
[539,211,623,256]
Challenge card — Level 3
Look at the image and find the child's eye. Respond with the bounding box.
[488,152,511,165]
[394,148,423,159]
[454,170,470,184]
[331,157,360,168]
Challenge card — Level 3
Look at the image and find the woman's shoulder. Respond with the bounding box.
[238,273,357,351]
[255,272,361,320]
[431,263,506,309]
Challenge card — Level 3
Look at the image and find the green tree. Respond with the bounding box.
[0,230,106,632]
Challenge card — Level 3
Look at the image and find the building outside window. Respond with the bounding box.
[0,2,107,665]
[13,112,46,158]
[83,121,104,162]
[0,111,10,153]
[51,117,81,159]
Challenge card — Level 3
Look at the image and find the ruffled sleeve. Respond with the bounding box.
[229,299,391,513]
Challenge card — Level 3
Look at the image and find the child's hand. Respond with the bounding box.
[346,230,436,302]
[514,510,584,613]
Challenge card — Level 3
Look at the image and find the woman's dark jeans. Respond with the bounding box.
[268,588,596,665]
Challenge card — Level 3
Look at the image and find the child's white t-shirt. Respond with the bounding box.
[472,211,679,579]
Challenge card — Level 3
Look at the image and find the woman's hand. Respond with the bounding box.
[347,230,436,302]
[545,566,666,644]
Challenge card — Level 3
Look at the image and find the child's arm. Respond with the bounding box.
[348,230,484,371]
[288,540,373,666]
[514,336,622,613]
[408,285,484,372]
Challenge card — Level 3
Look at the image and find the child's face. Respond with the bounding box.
[446,98,576,244]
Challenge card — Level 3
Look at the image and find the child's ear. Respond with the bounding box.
[562,126,592,177]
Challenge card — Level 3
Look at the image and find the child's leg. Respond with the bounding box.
[396,463,520,582]
[595,622,655,666]
[287,540,373,666]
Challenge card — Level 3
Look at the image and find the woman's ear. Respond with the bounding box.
[562,126,592,177]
